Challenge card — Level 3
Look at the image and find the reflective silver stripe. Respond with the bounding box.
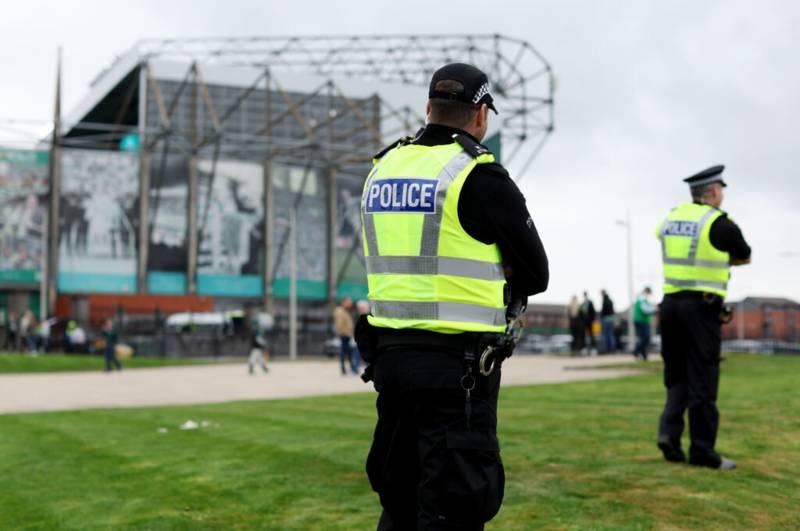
[362,214,379,257]
[688,208,719,261]
[361,160,388,257]
[371,300,506,326]
[664,278,728,291]
[663,257,729,268]
[419,150,475,256]
[366,255,504,281]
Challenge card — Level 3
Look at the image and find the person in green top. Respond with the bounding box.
[101,318,122,372]
[633,287,657,360]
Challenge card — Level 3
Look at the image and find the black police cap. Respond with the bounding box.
[683,165,727,188]
[429,63,498,114]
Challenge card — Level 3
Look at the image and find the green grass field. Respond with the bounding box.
[0,352,216,374]
[0,354,798,530]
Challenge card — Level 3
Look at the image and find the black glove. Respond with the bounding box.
[354,314,379,363]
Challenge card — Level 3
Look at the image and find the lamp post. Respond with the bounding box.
[615,212,635,353]
[275,208,298,360]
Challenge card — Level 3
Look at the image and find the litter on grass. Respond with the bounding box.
[178,420,218,431]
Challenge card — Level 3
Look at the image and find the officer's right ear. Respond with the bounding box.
[425,101,432,123]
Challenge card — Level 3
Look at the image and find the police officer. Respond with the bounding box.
[656,165,751,470]
[358,63,548,529]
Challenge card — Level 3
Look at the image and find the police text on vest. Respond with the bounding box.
[662,221,699,237]
[365,178,439,213]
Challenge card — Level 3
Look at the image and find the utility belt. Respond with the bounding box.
[665,291,733,324]
[666,290,722,304]
[357,297,528,431]
[356,320,502,382]
[375,330,491,356]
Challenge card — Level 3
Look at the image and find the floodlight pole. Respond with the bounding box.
[625,211,635,353]
[46,47,62,317]
[615,213,635,353]
[288,206,298,360]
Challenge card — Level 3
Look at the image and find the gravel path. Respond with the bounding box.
[0,354,647,414]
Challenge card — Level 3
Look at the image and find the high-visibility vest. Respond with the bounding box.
[361,138,507,334]
[657,202,731,298]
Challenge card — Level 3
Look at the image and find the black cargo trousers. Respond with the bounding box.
[366,348,504,531]
[658,293,724,466]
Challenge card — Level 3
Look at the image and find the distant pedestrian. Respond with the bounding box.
[101,318,122,372]
[19,310,37,354]
[36,317,55,353]
[580,291,598,355]
[3,311,18,351]
[248,318,270,375]
[600,289,616,353]
[65,320,88,354]
[567,295,584,354]
[333,297,357,375]
[633,287,657,360]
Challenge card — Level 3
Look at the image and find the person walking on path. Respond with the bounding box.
[101,318,122,372]
[20,310,37,354]
[656,165,751,470]
[333,297,357,375]
[3,311,18,351]
[599,289,616,353]
[247,318,270,375]
[580,291,598,355]
[567,295,584,354]
[633,287,657,360]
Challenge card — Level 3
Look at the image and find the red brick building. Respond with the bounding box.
[722,297,800,342]
[524,303,569,335]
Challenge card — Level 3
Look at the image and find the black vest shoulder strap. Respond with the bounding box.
[452,133,492,159]
[372,135,414,161]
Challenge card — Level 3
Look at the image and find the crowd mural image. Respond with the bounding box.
[148,154,188,279]
[58,149,139,292]
[197,158,264,295]
[0,149,48,280]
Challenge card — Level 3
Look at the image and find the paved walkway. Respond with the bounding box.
[0,354,647,414]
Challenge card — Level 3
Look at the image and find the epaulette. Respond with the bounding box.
[452,133,492,159]
[372,135,414,161]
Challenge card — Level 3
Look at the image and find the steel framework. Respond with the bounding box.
[131,33,555,176]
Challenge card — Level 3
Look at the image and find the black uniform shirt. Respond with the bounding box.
[411,124,549,298]
[696,202,752,260]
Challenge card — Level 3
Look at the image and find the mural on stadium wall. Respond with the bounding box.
[271,163,327,299]
[58,149,139,293]
[0,149,48,285]
[335,168,370,300]
[147,154,188,294]
[197,158,264,297]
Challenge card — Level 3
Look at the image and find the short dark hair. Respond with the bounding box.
[691,184,712,201]
[428,80,480,128]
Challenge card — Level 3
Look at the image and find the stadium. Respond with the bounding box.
[0,35,554,356]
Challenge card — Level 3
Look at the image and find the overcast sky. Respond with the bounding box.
[1,0,797,307]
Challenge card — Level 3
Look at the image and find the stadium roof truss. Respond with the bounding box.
[70,34,555,177]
